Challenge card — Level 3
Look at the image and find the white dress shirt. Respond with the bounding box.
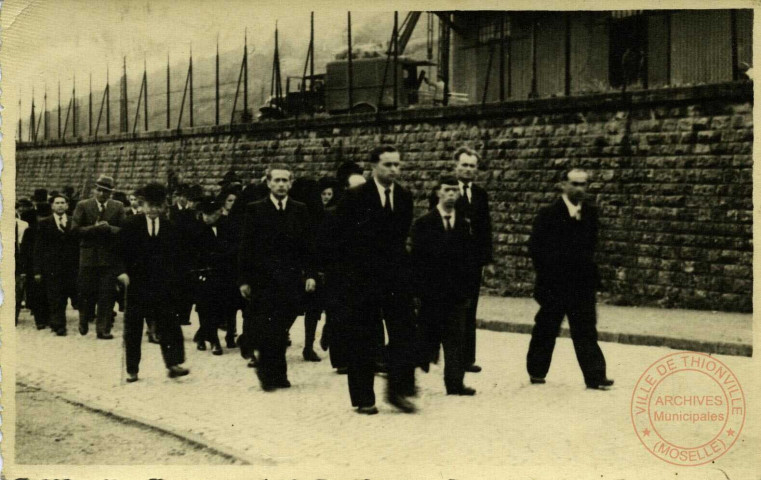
[373,176,395,210]
[561,194,583,220]
[270,194,289,211]
[146,216,160,236]
[458,180,473,204]
[437,205,456,230]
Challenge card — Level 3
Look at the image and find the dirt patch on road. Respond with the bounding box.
[15,385,241,465]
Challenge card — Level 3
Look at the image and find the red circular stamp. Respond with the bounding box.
[631,352,746,466]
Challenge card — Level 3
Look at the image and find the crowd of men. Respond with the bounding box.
[16,144,613,415]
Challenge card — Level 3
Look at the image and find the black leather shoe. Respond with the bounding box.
[530,376,547,384]
[336,367,348,375]
[465,364,482,373]
[447,386,476,396]
[587,378,615,390]
[97,333,114,340]
[387,394,417,413]
[37,324,49,330]
[167,365,190,378]
[211,343,223,356]
[126,373,139,383]
[196,341,207,351]
[356,405,379,415]
[56,329,67,336]
[247,358,258,368]
[226,337,237,349]
[303,348,321,362]
[79,323,88,335]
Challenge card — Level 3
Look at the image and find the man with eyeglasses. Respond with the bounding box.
[526,169,614,391]
[71,174,125,339]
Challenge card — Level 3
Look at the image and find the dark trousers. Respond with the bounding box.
[238,304,257,357]
[223,304,240,344]
[78,266,117,335]
[194,286,224,346]
[256,314,292,385]
[27,277,49,328]
[45,272,78,332]
[422,299,470,392]
[325,309,349,369]
[123,292,185,375]
[303,290,323,349]
[463,267,482,366]
[346,292,416,407]
[526,291,607,386]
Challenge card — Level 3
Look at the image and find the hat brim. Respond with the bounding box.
[95,183,115,191]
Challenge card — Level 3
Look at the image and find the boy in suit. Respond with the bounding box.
[118,183,189,383]
[411,175,479,395]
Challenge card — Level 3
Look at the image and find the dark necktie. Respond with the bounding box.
[443,214,452,231]
[278,200,284,213]
[463,184,471,204]
[57,215,65,232]
[384,188,392,213]
[150,218,157,237]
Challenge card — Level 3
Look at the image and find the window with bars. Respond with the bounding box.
[477,14,510,45]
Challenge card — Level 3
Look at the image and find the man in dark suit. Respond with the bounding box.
[453,146,492,373]
[527,169,614,390]
[238,165,316,391]
[411,175,480,396]
[33,193,80,336]
[71,174,125,339]
[334,145,418,414]
[168,184,197,326]
[118,183,189,383]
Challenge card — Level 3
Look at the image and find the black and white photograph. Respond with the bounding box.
[1,2,758,478]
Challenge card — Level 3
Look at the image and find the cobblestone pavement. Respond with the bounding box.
[12,307,759,479]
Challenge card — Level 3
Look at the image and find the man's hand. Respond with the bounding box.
[240,284,252,300]
[34,274,42,283]
[305,278,317,293]
[117,273,130,287]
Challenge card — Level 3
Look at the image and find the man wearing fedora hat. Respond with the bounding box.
[71,174,126,339]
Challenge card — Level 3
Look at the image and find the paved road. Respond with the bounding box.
[16,384,240,465]
[12,308,759,479]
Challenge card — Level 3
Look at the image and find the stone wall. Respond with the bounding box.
[16,82,753,312]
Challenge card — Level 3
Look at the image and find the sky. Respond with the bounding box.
[2,0,424,109]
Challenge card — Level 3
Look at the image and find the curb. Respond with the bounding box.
[16,380,268,466]
[476,319,753,357]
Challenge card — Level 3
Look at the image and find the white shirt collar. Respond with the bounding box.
[270,194,289,210]
[145,215,160,235]
[436,205,456,227]
[373,176,394,208]
[561,194,582,219]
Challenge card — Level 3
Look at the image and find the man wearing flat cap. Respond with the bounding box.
[71,174,125,339]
